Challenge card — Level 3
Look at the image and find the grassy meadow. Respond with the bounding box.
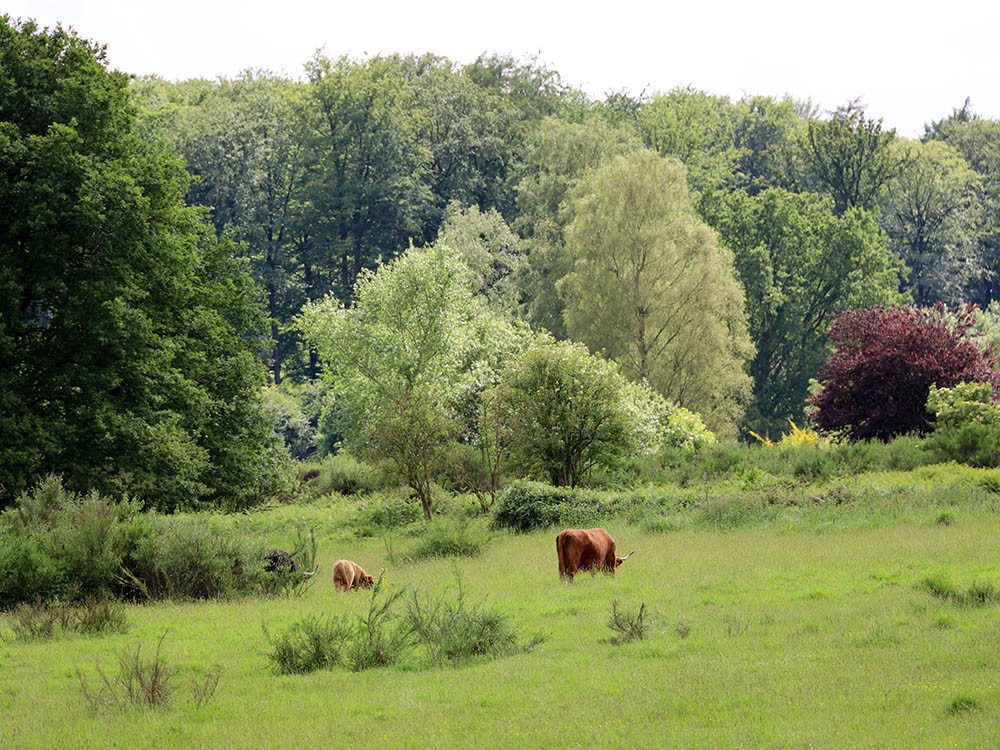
[4,467,1000,748]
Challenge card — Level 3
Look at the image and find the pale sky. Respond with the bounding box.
[7,0,1000,138]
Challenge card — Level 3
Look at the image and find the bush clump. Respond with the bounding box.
[409,517,491,560]
[0,475,306,607]
[264,573,539,674]
[926,382,1000,468]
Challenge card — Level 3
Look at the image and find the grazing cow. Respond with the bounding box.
[556,528,633,582]
[332,559,374,591]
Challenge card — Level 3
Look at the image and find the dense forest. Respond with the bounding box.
[5,15,1000,511]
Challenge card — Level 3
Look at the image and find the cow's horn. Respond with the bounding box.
[621,551,635,561]
[302,567,318,578]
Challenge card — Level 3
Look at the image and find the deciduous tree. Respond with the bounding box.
[710,188,905,434]
[559,150,754,437]
[810,306,999,441]
[0,18,291,509]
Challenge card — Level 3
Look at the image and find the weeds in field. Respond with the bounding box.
[76,633,223,713]
[935,511,954,526]
[945,695,981,715]
[264,571,539,673]
[4,596,129,640]
[409,517,490,560]
[263,616,351,674]
[922,574,1000,606]
[344,576,413,670]
[606,600,647,645]
[77,633,175,712]
[725,613,751,638]
[406,569,540,664]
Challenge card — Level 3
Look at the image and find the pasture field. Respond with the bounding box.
[3,484,1000,748]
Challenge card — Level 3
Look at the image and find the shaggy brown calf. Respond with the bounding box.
[556,528,633,582]
[332,559,374,591]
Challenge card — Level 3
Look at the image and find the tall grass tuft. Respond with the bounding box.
[921,574,1000,606]
[77,633,176,712]
[406,569,540,664]
[606,600,647,644]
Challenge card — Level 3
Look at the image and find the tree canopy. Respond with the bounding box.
[560,150,754,437]
[0,17,291,510]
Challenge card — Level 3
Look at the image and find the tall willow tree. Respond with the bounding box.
[559,150,754,437]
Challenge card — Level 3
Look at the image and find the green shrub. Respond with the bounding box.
[406,574,537,664]
[606,600,647,645]
[409,517,490,560]
[264,577,412,673]
[490,480,629,532]
[263,616,352,675]
[926,383,1000,467]
[313,453,389,496]
[343,579,413,671]
[0,534,66,608]
[0,476,141,607]
[121,519,263,601]
[351,492,423,537]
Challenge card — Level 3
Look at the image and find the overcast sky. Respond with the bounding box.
[7,0,1000,138]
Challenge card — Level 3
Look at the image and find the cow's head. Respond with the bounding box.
[614,551,634,569]
[360,574,375,588]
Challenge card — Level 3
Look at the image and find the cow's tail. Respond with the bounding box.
[556,532,567,579]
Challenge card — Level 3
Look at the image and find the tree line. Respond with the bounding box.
[133,55,1000,436]
[5,15,1000,509]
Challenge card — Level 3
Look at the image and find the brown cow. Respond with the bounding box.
[332,559,374,591]
[556,528,633,582]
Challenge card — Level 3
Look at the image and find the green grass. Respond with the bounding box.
[2,528,999,746]
[4,471,1000,747]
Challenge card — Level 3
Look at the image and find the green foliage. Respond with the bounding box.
[263,615,353,674]
[135,72,309,383]
[260,380,332,460]
[406,572,538,664]
[303,54,432,300]
[0,475,300,607]
[638,87,742,195]
[264,577,412,673]
[299,242,520,518]
[879,139,983,305]
[409,517,491,560]
[494,339,643,486]
[926,382,1000,468]
[513,115,643,338]
[120,519,264,601]
[709,188,904,435]
[436,203,526,314]
[351,492,423,537]
[0,19,293,511]
[799,102,904,214]
[659,405,718,452]
[490,480,631,532]
[606,600,648,645]
[561,149,754,437]
[310,453,389,497]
